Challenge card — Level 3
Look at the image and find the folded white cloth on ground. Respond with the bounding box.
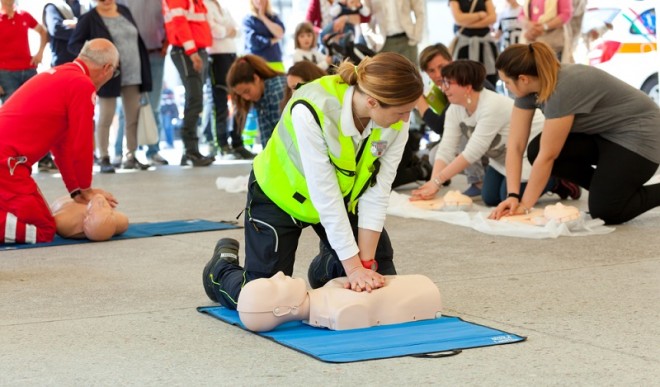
[387,191,614,239]
[215,176,616,238]
[216,175,250,193]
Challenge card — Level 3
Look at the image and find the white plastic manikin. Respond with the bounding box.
[410,190,473,211]
[501,202,581,225]
[237,272,442,332]
[51,194,129,241]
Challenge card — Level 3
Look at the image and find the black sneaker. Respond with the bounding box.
[307,241,344,289]
[552,178,581,200]
[234,146,255,160]
[38,156,57,172]
[202,238,240,302]
[99,156,116,174]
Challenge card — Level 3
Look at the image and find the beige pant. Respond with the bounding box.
[96,85,141,158]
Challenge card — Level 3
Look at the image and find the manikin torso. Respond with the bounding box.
[307,275,442,330]
[51,194,128,241]
[237,272,442,332]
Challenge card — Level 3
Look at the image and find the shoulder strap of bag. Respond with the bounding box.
[457,0,479,35]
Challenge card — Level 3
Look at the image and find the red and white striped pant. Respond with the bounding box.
[0,172,56,244]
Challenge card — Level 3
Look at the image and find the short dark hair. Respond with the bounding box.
[440,60,486,91]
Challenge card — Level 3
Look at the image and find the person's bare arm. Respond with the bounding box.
[490,107,534,219]
[31,24,49,66]
[257,4,284,40]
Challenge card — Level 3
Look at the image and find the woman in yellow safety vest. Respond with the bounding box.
[203,52,423,309]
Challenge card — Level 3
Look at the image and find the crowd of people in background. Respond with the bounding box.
[1,0,658,225]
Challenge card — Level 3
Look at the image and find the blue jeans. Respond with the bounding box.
[481,165,556,206]
[0,69,37,103]
[170,47,208,152]
[114,52,166,157]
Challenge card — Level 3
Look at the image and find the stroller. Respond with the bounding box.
[321,31,376,74]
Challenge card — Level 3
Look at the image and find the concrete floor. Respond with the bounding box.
[1,160,659,386]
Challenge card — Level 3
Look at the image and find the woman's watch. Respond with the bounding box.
[361,259,378,271]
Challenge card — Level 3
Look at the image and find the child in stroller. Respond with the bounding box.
[321,30,376,74]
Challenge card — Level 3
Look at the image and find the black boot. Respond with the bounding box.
[202,238,240,302]
[181,150,215,167]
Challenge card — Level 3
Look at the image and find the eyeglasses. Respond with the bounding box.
[440,78,458,89]
[109,63,120,78]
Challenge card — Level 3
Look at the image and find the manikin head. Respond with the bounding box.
[83,194,128,241]
[237,272,309,331]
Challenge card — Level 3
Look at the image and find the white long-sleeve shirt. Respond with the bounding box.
[436,89,544,180]
[291,86,408,260]
[204,0,238,54]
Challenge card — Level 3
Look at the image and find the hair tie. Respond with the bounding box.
[354,65,359,76]
[528,43,534,53]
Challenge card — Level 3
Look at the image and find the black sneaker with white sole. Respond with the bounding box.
[202,238,240,302]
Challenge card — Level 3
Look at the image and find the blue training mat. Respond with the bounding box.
[197,306,526,363]
[0,219,240,251]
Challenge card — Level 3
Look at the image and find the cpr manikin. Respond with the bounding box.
[501,203,581,225]
[410,190,473,211]
[237,272,442,332]
[51,194,129,241]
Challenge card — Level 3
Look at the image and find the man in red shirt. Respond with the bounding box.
[0,0,48,102]
[0,38,120,244]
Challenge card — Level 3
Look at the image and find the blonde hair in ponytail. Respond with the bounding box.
[335,52,423,107]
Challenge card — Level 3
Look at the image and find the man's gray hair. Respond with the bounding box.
[79,39,119,66]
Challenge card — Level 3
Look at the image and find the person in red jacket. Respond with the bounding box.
[0,38,119,245]
[163,0,215,166]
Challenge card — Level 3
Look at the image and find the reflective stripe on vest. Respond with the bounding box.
[253,75,403,224]
[162,1,206,23]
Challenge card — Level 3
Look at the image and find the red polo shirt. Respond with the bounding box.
[0,9,38,70]
[0,60,96,192]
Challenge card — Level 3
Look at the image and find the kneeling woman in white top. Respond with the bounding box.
[410,60,553,206]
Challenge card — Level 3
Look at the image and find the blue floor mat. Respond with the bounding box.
[0,219,240,251]
[197,306,526,363]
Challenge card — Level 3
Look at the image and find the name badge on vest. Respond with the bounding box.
[371,141,387,157]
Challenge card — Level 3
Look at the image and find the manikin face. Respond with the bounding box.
[232,75,264,102]
[286,74,304,90]
[369,99,418,128]
[297,32,315,51]
[424,54,451,86]
[238,271,307,314]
